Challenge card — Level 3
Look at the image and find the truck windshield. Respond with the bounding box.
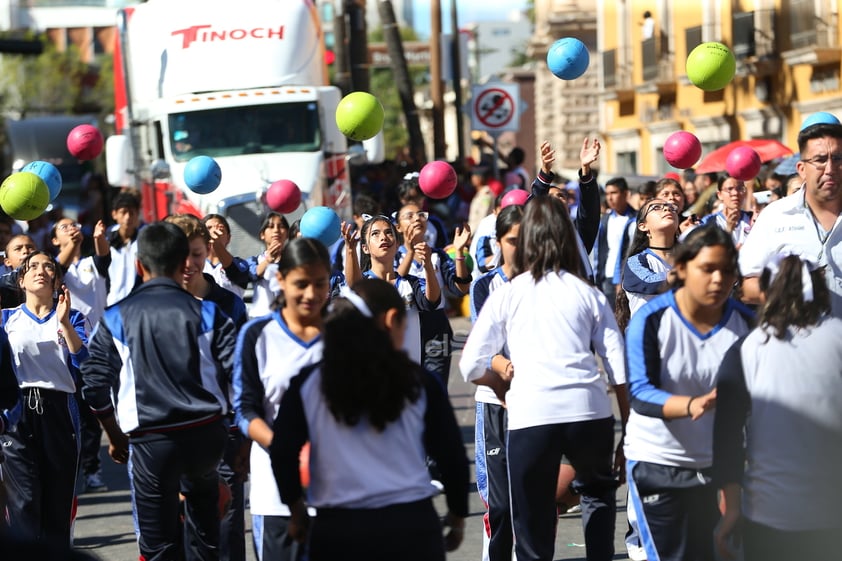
[168,102,321,162]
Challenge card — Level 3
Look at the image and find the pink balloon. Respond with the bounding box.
[66,124,104,161]
[725,146,761,181]
[265,179,302,213]
[418,161,457,199]
[501,189,529,208]
[663,131,702,169]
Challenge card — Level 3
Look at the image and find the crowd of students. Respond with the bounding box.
[0,121,839,561]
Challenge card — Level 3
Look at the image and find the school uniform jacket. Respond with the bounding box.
[81,277,237,434]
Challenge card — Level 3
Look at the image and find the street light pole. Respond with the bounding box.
[430,0,446,159]
[450,0,465,165]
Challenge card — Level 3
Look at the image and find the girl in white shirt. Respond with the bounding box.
[1,251,87,545]
[460,196,629,561]
[248,212,290,318]
[714,254,842,561]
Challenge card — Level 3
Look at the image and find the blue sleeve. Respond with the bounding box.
[408,275,440,311]
[68,309,90,369]
[622,253,668,295]
[475,236,494,273]
[576,171,600,253]
[224,257,251,289]
[232,318,270,436]
[625,304,671,418]
[530,169,555,197]
[713,337,751,486]
[0,330,20,433]
[469,274,492,323]
[246,255,260,281]
[436,249,463,297]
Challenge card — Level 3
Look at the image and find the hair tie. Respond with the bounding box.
[403,172,420,181]
[763,252,815,302]
[338,285,373,317]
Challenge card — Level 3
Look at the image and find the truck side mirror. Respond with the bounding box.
[106,135,133,187]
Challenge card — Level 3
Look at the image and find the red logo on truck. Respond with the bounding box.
[172,25,284,49]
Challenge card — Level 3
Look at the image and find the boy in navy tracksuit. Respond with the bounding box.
[81,222,238,561]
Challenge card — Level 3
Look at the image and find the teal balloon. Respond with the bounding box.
[21,160,62,201]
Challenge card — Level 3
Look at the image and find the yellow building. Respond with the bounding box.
[597,0,842,176]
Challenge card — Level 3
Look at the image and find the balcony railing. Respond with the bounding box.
[642,32,672,84]
[790,0,838,50]
[733,9,777,59]
[601,46,633,91]
[603,49,616,89]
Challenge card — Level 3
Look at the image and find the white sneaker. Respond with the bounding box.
[626,543,647,561]
[85,471,107,492]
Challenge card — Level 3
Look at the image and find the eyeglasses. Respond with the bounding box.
[398,211,429,221]
[721,185,747,194]
[57,222,81,232]
[802,153,842,170]
[642,202,678,218]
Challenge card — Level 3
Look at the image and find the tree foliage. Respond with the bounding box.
[365,25,425,159]
[0,32,112,120]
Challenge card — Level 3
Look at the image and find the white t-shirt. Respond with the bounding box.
[460,270,626,431]
[740,189,842,317]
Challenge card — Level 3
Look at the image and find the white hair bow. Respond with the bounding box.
[763,252,815,302]
[338,285,373,317]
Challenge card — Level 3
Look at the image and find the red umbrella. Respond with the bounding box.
[694,139,793,174]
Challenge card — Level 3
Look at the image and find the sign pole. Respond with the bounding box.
[491,132,500,181]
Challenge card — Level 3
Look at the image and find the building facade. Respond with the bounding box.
[597,0,842,175]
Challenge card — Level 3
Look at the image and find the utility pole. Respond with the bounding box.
[378,0,426,166]
[430,0,446,159]
[333,1,351,94]
[449,0,465,164]
[346,0,369,92]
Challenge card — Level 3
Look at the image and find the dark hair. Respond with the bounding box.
[259,212,290,235]
[514,196,581,281]
[321,278,420,431]
[18,251,63,292]
[165,214,211,244]
[605,177,629,192]
[202,213,231,235]
[137,221,189,277]
[353,193,380,218]
[797,123,842,154]
[288,219,301,240]
[667,224,739,289]
[495,204,524,241]
[112,190,141,212]
[615,199,680,332]
[717,174,744,191]
[759,255,830,339]
[272,237,331,310]
[656,177,684,197]
[359,215,398,272]
[508,147,525,166]
[397,175,422,203]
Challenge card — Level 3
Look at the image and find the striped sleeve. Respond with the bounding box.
[625,301,671,417]
[623,252,668,295]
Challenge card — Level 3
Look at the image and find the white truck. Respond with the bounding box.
[106,0,362,257]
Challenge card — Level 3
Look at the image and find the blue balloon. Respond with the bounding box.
[800,112,840,132]
[21,160,62,201]
[547,37,590,80]
[183,156,221,194]
[299,206,341,247]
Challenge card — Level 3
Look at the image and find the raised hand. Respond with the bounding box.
[452,223,471,252]
[580,137,601,170]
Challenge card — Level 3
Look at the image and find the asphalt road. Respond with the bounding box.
[72,317,633,560]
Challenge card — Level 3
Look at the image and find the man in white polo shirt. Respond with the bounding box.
[740,121,842,316]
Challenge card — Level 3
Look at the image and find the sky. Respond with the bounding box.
[412,0,528,39]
